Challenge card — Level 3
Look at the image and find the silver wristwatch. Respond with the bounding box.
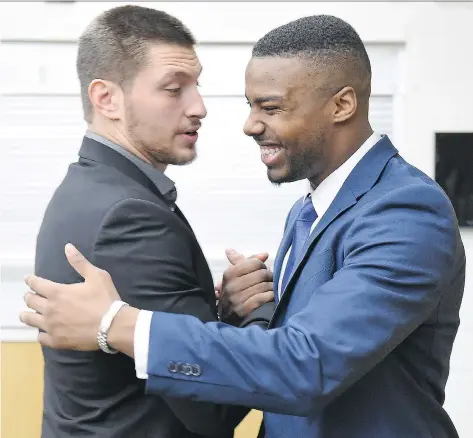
[97,300,129,354]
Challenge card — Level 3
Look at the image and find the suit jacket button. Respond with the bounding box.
[181,363,192,375]
[168,361,178,373]
[191,365,201,377]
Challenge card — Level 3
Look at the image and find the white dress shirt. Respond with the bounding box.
[134,132,382,379]
[277,132,382,298]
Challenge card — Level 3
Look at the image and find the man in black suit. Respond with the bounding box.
[34,5,274,437]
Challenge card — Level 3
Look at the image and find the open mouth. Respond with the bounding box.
[261,146,282,157]
[260,145,283,165]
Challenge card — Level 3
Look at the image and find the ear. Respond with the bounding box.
[333,86,357,123]
[88,79,123,121]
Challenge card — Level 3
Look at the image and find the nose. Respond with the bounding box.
[243,113,264,137]
[187,87,207,120]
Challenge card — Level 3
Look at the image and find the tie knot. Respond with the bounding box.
[298,196,317,223]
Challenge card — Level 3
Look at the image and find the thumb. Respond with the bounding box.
[225,248,246,265]
[65,243,95,280]
[250,252,269,263]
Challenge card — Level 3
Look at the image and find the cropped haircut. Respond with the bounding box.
[77,5,195,122]
[252,15,372,102]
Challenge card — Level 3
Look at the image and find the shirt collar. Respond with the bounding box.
[308,132,383,218]
[85,130,177,206]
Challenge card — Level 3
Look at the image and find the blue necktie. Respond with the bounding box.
[281,196,318,292]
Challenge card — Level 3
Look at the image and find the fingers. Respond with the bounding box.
[64,243,95,280]
[236,291,275,317]
[19,311,47,332]
[37,332,54,349]
[24,275,58,298]
[219,280,273,318]
[224,258,268,281]
[226,268,273,294]
[234,281,274,307]
[24,291,48,314]
[225,248,246,265]
[19,311,55,348]
[251,252,269,263]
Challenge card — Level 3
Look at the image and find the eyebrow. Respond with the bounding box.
[246,96,284,104]
[161,66,203,81]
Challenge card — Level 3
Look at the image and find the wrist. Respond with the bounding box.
[107,305,140,358]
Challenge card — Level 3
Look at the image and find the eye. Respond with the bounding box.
[263,106,278,112]
[166,87,181,93]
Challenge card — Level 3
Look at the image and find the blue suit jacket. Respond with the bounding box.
[144,136,465,438]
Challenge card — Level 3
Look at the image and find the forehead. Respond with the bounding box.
[145,43,201,77]
[245,56,321,97]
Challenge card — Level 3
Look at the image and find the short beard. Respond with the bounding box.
[125,104,196,167]
[268,139,324,186]
[146,147,196,167]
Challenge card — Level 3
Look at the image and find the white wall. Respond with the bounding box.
[0,1,401,336]
[0,2,471,435]
[399,3,473,435]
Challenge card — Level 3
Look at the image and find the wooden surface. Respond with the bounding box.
[0,342,262,438]
[1,342,44,438]
[235,409,263,437]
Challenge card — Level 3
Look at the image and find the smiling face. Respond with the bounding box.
[244,56,339,185]
[123,43,207,166]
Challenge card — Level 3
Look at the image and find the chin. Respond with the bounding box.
[267,167,293,185]
[172,150,197,166]
[267,166,308,186]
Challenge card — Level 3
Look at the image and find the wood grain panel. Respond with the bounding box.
[0,342,262,438]
[1,342,44,438]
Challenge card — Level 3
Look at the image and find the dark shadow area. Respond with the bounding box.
[435,132,473,227]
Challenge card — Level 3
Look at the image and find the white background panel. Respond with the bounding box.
[0,93,392,336]
[0,94,392,259]
[0,42,401,96]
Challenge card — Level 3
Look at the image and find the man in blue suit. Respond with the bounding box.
[22,15,465,438]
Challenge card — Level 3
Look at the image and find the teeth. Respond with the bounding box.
[261,147,281,157]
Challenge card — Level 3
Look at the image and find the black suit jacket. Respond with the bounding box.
[35,136,273,438]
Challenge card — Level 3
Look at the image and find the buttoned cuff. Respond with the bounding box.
[134,310,153,379]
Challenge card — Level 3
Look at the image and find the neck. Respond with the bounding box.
[309,121,374,189]
[87,123,167,172]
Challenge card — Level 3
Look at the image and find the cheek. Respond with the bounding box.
[134,102,176,134]
[278,119,303,140]
[274,116,312,153]
[130,91,177,124]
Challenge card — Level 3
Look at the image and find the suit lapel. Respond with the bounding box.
[277,188,357,303]
[270,136,398,323]
[174,205,217,311]
[78,137,167,203]
[80,137,190,229]
[78,136,218,310]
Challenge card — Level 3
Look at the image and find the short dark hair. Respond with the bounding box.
[77,5,196,122]
[252,15,372,102]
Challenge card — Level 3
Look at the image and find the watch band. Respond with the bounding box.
[97,300,129,354]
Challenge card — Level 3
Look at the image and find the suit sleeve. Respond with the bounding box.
[92,198,248,436]
[142,183,463,416]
